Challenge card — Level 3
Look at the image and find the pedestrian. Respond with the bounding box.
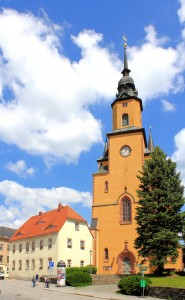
[35,274,39,285]
[32,276,36,287]
[46,276,50,288]
[44,275,47,287]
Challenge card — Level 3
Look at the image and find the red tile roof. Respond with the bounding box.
[10,203,86,242]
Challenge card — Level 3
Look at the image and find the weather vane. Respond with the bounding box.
[123,35,127,49]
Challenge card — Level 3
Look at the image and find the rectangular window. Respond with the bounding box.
[80,240,85,250]
[0,244,3,251]
[19,243,22,253]
[40,240,43,250]
[31,259,35,270]
[7,245,9,251]
[31,241,35,251]
[80,260,84,267]
[25,259,29,270]
[26,242,29,252]
[75,222,79,231]
[7,256,9,263]
[48,238,52,249]
[67,259,72,267]
[39,258,43,270]
[67,238,72,248]
[12,260,15,271]
[13,245,16,253]
[0,255,3,263]
[19,260,22,270]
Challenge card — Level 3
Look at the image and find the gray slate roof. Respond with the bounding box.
[0,226,16,239]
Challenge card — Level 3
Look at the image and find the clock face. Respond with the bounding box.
[120,145,131,157]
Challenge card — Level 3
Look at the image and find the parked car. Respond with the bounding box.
[0,272,4,279]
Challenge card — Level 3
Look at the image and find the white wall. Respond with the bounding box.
[57,220,93,268]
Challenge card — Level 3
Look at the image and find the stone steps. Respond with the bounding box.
[91,274,122,285]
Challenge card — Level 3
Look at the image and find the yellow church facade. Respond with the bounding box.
[90,43,183,275]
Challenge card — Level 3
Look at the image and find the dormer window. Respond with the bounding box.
[36,220,44,225]
[122,114,129,126]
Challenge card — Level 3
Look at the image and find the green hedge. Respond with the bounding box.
[66,265,97,276]
[117,275,151,296]
[67,271,92,287]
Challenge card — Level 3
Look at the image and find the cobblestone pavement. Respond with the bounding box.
[0,279,164,300]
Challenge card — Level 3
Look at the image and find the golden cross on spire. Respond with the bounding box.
[123,35,127,49]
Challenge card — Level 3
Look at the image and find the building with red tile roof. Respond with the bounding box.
[9,203,93,279]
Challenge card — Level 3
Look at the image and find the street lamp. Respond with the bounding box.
[89,250,92,274]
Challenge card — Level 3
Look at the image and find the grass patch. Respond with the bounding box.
[145,274,185,288]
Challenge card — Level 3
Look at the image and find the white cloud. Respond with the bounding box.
[0,8,185,167]
[161,99,176,112]
[0,180,92,227]
[6,160,35,177]
[177,0,185,24]
[0,9,121,166]
[171,129,185,187]
[128,25,184,101]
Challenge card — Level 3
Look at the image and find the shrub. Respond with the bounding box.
[66,266,97,277]
[82,265,97,274]
[66,267,81,276]
[67,271,92,287]
[117,275,151,296]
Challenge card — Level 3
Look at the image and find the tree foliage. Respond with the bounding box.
[134,146,184,274]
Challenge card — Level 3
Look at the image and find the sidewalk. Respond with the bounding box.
[46,283,162,299]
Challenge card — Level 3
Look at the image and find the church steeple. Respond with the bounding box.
[147,127,154,151]
[117,37,138,99]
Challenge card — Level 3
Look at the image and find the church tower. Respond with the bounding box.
[90,40,151,275]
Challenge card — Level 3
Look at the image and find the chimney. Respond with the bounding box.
[58,202,63,212]
[39,211,42,216]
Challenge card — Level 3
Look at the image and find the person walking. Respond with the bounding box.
[46,276,50,288]
[32,276,36,287]
[35,274,39,285]
[44,275,47,287]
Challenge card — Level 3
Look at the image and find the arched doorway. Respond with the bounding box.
[123,257,131,274]
[117,241,136,274]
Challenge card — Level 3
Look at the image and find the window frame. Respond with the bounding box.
[80,240,85,250]
[40,240,44,250]
[67,238,72,249]
[120,196,132,224]
[19,243,22,253]
[67,259,72,267]
[122,113,129,126]
[48,238,52,249]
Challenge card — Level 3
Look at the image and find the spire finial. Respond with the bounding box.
[123,35,127,49]
[122,35,129,75]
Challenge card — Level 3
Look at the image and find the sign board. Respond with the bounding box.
[49,261,54,268]
[140,279,146,288]
[103,266,112,271]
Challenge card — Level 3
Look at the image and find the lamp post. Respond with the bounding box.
[89,250,92,274]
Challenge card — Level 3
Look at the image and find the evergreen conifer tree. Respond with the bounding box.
[134,146,184,274]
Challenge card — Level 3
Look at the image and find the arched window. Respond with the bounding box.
[123,198,131,222]
[122,114,129,126]
[104,181,108,193]
[104,248,109,261]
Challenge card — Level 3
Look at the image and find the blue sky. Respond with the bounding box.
[0,0,185,228]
